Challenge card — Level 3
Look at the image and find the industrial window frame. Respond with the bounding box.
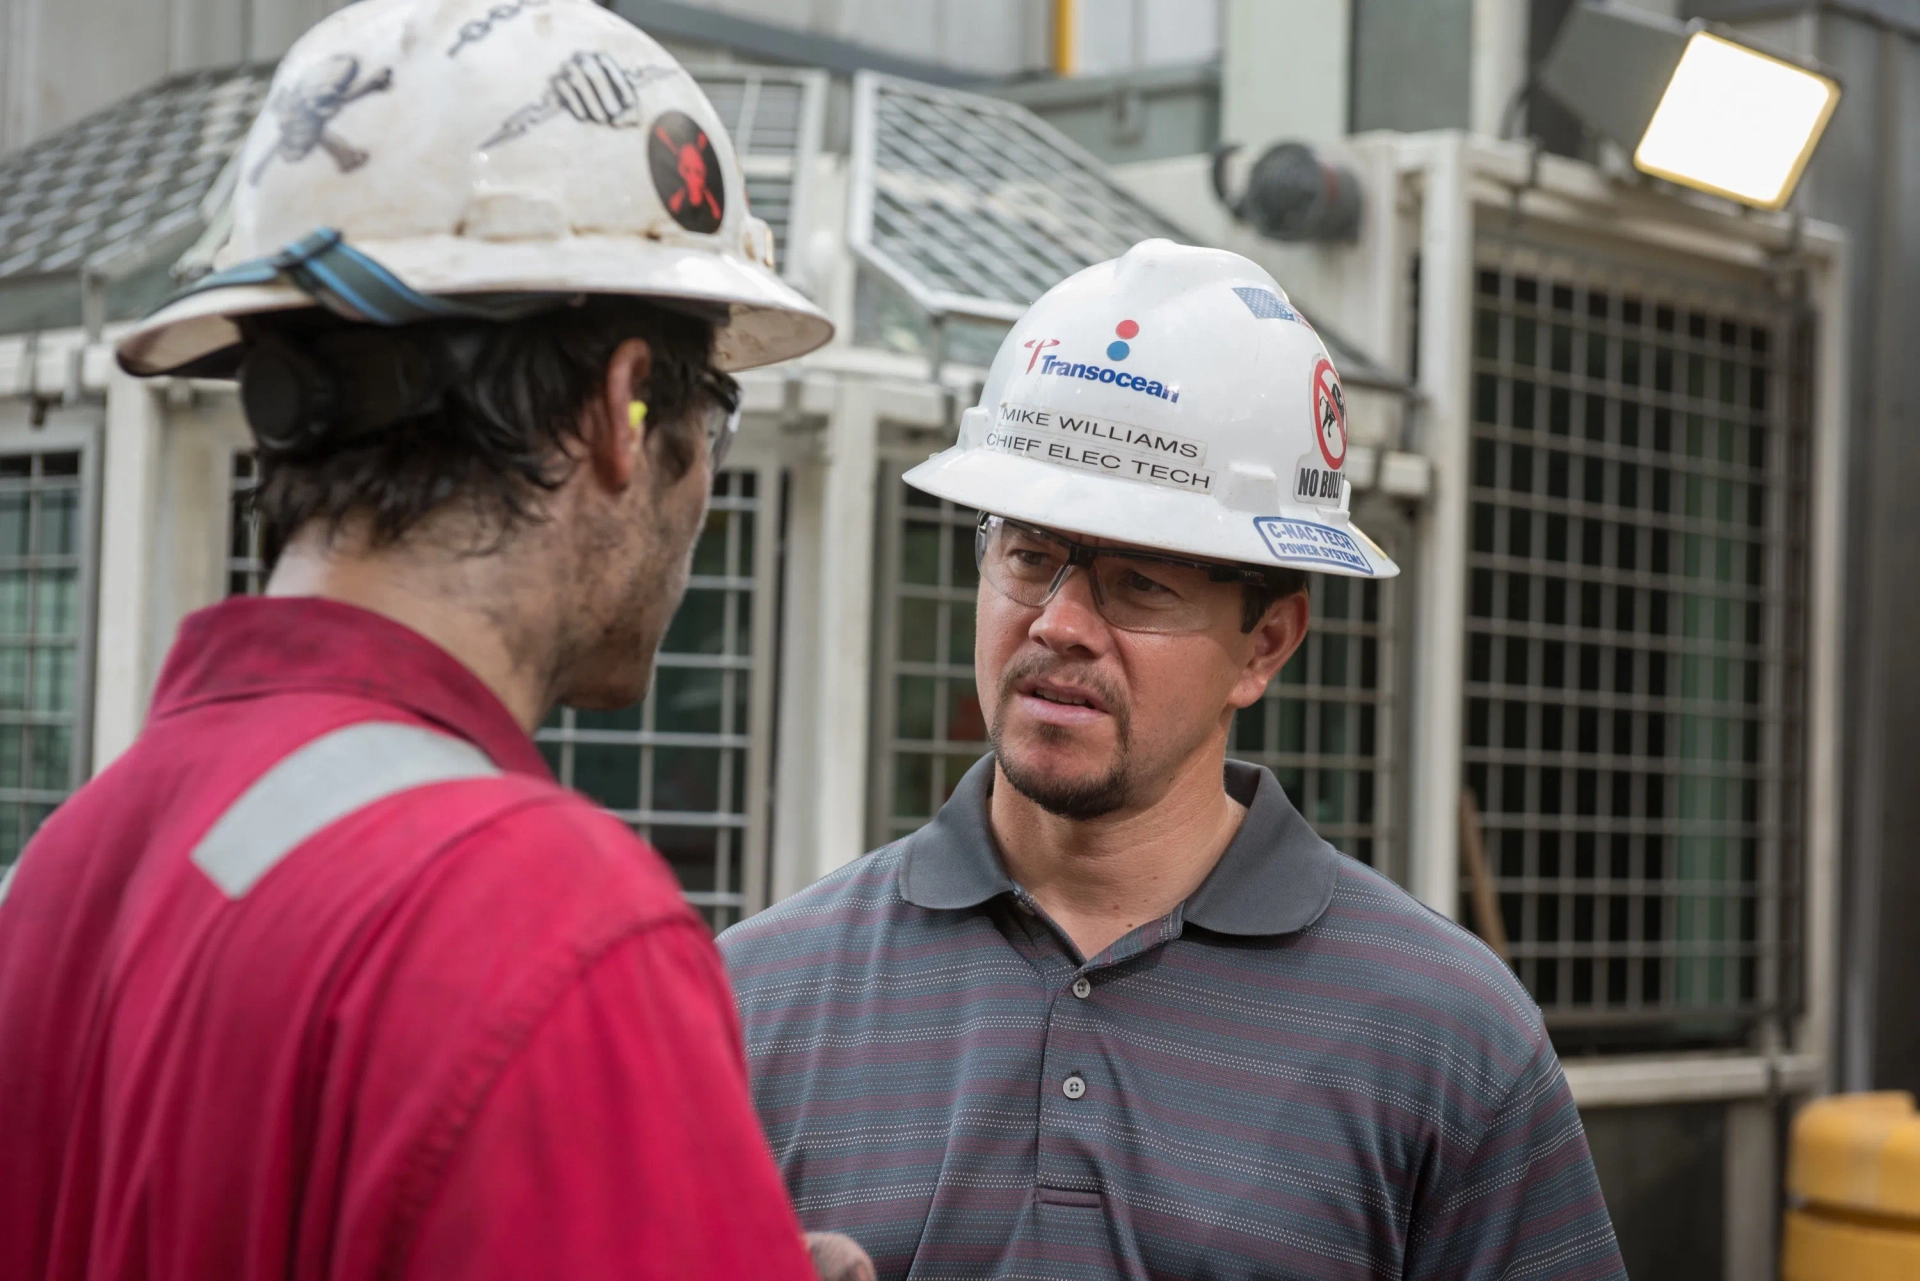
[1464,229,1808,1048]
[869,460,990,846]
[0,418,101,869]
[1230,549,1401,871]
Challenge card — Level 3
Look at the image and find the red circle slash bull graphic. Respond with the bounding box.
[648,110,725,234]
[1310,357,1347,470]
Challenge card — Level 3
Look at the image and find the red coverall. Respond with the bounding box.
[0,597,816,1281]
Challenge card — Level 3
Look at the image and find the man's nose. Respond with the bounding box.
[1029,565,1109,656]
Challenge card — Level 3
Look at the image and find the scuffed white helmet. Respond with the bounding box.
[117,0,831,377]
[905,240,1398,579]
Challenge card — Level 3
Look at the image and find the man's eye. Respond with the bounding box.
[1121,570,1174,596]
[1010,548,1056,569]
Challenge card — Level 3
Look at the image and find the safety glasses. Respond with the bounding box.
[694,367,742,469]
[974,514,1267,635]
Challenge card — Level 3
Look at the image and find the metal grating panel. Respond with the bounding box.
[1231,572,1395,867]
[697,73,807,159]
[1466,234,1807,1045]
[225,457,778,932]
[870,467,1398,866]
[0,66,270,280]
[0,448,94,866]
[849,72,1188,322]
[689,67,824,278]
[871,475,989,844]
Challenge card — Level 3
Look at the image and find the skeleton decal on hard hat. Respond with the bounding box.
[480,50,677,149]
[250,54,394,186]
[647,110,725,234]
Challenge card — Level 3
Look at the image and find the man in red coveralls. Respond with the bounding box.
[0,3,869,1279]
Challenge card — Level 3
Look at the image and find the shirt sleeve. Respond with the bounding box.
[403,915,818,1281]
[1403,1038,1626,1281]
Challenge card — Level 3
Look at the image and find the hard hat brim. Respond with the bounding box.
[903,447,1401,580]
[115,233,834,377]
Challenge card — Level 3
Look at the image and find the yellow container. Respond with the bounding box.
[1782,1092,1920,1281]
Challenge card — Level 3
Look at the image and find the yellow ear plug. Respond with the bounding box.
[628,400,648,431]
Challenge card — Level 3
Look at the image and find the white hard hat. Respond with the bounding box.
[115,0,832,377]
[904,239,1399,579]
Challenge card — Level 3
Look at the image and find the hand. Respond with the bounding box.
[805,1231,876,1281]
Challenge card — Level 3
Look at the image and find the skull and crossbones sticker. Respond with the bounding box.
[647,110,725,234]
[250,54,393,185]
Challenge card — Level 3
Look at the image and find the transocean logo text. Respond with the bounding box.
[1034,353,1181,402]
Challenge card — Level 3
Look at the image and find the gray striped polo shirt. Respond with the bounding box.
[720,757,1624,1280]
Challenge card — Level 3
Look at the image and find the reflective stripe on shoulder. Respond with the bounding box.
[193,722,500,898]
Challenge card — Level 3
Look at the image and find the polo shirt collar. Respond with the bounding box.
[898,753,1339,937]
[149,596,552,779]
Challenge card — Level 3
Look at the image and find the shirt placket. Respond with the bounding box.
[1007,892,1183,1204]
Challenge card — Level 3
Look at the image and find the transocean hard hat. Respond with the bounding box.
[115,0,832,378]
[903,239,1399,579]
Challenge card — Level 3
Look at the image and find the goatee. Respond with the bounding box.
[989,655,1132,821]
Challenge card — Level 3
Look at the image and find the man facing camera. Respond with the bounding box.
[722,241,1625,1280]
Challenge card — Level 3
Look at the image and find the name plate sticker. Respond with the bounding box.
[985,401,1215,495]
[1253,517,1375,575]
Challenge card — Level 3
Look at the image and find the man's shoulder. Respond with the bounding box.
[1309,856,1546,1054]
[717,841,908,970]
[425,777,694,917]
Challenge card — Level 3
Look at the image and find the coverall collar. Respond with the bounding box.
[149,596,553,779]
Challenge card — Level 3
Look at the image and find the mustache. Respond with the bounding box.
[995,653,1129,722]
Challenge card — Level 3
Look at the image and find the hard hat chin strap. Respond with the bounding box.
[172,228,567,327]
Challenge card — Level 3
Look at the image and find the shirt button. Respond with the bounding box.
[1071,977,1092,999]
[1062,1074,1087,1100]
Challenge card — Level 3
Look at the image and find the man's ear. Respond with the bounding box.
[584,337,654,492]
[1226,590,1311,711]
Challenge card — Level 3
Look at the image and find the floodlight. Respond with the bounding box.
[1537,1,1840,211]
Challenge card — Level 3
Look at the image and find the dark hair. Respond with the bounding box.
[245,296,727,567]
[1241,568,1309,631]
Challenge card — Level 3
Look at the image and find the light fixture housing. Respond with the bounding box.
[1537,1,1841,211]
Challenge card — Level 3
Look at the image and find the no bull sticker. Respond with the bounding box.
[1310,357,1347,470]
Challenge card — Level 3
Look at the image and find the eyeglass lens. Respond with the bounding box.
[974,517,1234,635]
[708,403,738,468]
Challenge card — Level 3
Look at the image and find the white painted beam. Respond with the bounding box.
[91,367,164,770]
[1564,1052,1820,1108]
